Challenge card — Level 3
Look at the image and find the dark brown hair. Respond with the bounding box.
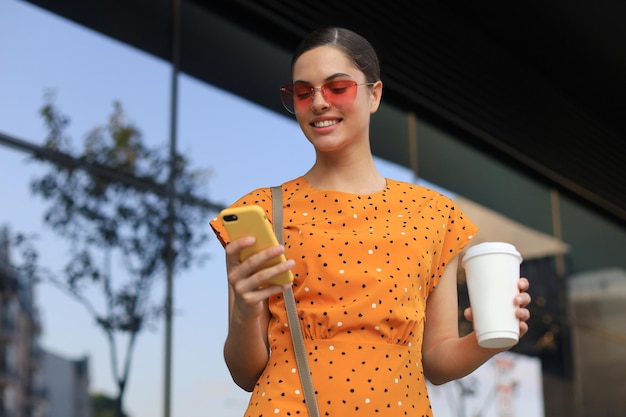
[292,27,381,83]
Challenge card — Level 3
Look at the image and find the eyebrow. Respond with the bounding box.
[293,73,354,84]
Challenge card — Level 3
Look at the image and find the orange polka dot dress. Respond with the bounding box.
[210,177,478,417]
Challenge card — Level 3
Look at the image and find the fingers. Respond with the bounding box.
[463,307,473,322]
[517,276,530,293]
[227,236,294,292]
[518,318,530,338]
[515,292,531,308]
[225,236,256,266]
[515,276,531,317]
[515,303,531,321]
[515,277,531,338]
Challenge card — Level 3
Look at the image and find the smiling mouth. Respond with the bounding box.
[312,119,340,128]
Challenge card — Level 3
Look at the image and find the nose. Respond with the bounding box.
[310,87,329,112]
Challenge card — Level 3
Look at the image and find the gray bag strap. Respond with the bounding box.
[270,185,320,417]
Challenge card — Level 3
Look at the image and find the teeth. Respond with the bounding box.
[313,119,339,128]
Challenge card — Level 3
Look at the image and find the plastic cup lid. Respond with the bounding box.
[462,241,523,266]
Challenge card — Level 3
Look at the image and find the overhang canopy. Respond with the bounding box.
[27,0,626,228]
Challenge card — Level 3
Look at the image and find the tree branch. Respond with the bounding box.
[0,132,225,212]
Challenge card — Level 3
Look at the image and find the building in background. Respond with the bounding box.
[42,351,91,417]
[0,227,47,416]
[568,269,626,416]
[1,227,92,417]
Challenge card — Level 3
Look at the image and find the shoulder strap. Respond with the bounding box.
[270,185,320,417]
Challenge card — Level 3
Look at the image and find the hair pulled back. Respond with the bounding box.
[292,27,381,83]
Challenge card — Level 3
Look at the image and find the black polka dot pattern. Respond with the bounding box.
[210,177,478,416]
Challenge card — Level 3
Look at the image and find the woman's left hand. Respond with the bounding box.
[463,277,532,339]
[513,277,531,338]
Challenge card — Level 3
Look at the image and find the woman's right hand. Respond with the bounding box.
[225,236,295,319]
[223,236,294,390]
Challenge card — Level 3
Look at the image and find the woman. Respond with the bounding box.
[210,27,531,416]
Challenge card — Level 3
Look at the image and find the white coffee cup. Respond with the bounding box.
[462,242,523,348]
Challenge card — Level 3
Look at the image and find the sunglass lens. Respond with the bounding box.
[323,81,358,107]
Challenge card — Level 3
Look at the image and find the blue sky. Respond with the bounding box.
[0,2,543,416]
[0,2,412,416]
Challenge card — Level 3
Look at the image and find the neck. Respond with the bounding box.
[304,156,386,194]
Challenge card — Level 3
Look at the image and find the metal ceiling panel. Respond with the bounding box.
[194,0,626,227]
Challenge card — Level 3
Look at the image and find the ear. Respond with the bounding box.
[369,81,383,114]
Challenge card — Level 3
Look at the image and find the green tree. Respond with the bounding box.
[18,93,221,417]
[92,392,129,417]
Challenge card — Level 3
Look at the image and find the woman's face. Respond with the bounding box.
[291,46,382,153]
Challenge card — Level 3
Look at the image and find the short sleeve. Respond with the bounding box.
[209,187,273,247]
[430,195,479,290]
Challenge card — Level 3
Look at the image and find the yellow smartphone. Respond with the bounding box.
[219,205,294,286]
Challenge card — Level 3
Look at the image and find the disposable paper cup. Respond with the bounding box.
[462,242,523,348]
